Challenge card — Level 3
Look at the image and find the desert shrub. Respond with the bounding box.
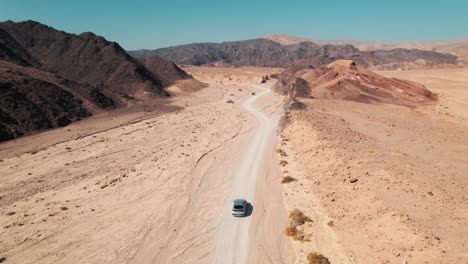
[279,160,288,166]
[281,176,297,183]
[307,252,330,264]
[284,226,298,237]
[284,209,313,242]
[289,209,312,225]
[276,148,287,156]
[293,233,311,242]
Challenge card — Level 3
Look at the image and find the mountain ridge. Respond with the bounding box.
[263,34,468,52]
[129,38,460,69]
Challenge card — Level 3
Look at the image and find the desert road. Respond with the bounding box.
[213,85,293,264]
[214,86,273,263]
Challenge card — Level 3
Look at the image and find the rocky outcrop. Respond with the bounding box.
[275,60,437,108]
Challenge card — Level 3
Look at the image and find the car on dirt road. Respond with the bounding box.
[232,199,247,217]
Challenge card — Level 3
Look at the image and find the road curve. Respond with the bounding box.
[213,86,278,264]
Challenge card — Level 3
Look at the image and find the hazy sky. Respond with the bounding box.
[1,0,467,50]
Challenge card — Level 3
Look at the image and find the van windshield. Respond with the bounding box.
[233,205,244,210]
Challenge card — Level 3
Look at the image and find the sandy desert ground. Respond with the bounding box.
[1,66,467,264]
[278,68,468,263]
[181,66,283,84]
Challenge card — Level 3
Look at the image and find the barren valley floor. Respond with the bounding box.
[0,67,467,264]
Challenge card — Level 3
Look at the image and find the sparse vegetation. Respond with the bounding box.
[307,252,330,264]
[276,148,287,156]
[251,92,256,95]
[289,209,312,225]
[284,209,313,242]
[293,233,311,242]
[226,100,234,104]
[279,160,288,166]
[284,226,298,237]
[281,176,297,183]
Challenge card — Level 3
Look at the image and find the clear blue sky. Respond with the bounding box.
[1,0,467,50]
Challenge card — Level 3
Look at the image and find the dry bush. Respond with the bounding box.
[284,226,298,237]
[251,92,256,95]
[307,252,330,264]
[293,233,311,242]
[284,225,311,242]
[289,209,312,225]
[284,209,313,242]
[276,148,288,156]
[281,176,297,183]
[279,160,288,166]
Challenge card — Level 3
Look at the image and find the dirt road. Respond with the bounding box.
[214,86,292,264]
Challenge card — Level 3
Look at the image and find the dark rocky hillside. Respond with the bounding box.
[0,28,39,67]
[138,55,192,86]
[130,38,459,69]
[0,20,168,102]
[0,66,90,141]
[0,20,195,142]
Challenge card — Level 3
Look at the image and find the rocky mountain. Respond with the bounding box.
[275,60,437,108]
[263,34,468,52]
[137,55,192,86]
[129,39,359,67]
[0,61,90,141]
[0,20,194,141]
[0,28,40,67]
[129,38,459,69]
[0,20,169,102]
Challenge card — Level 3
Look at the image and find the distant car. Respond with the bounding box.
[232,199,247,217]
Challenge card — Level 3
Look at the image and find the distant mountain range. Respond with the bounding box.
[0,20,193,141]
[262,34,468,52]
[129,37,461,69]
